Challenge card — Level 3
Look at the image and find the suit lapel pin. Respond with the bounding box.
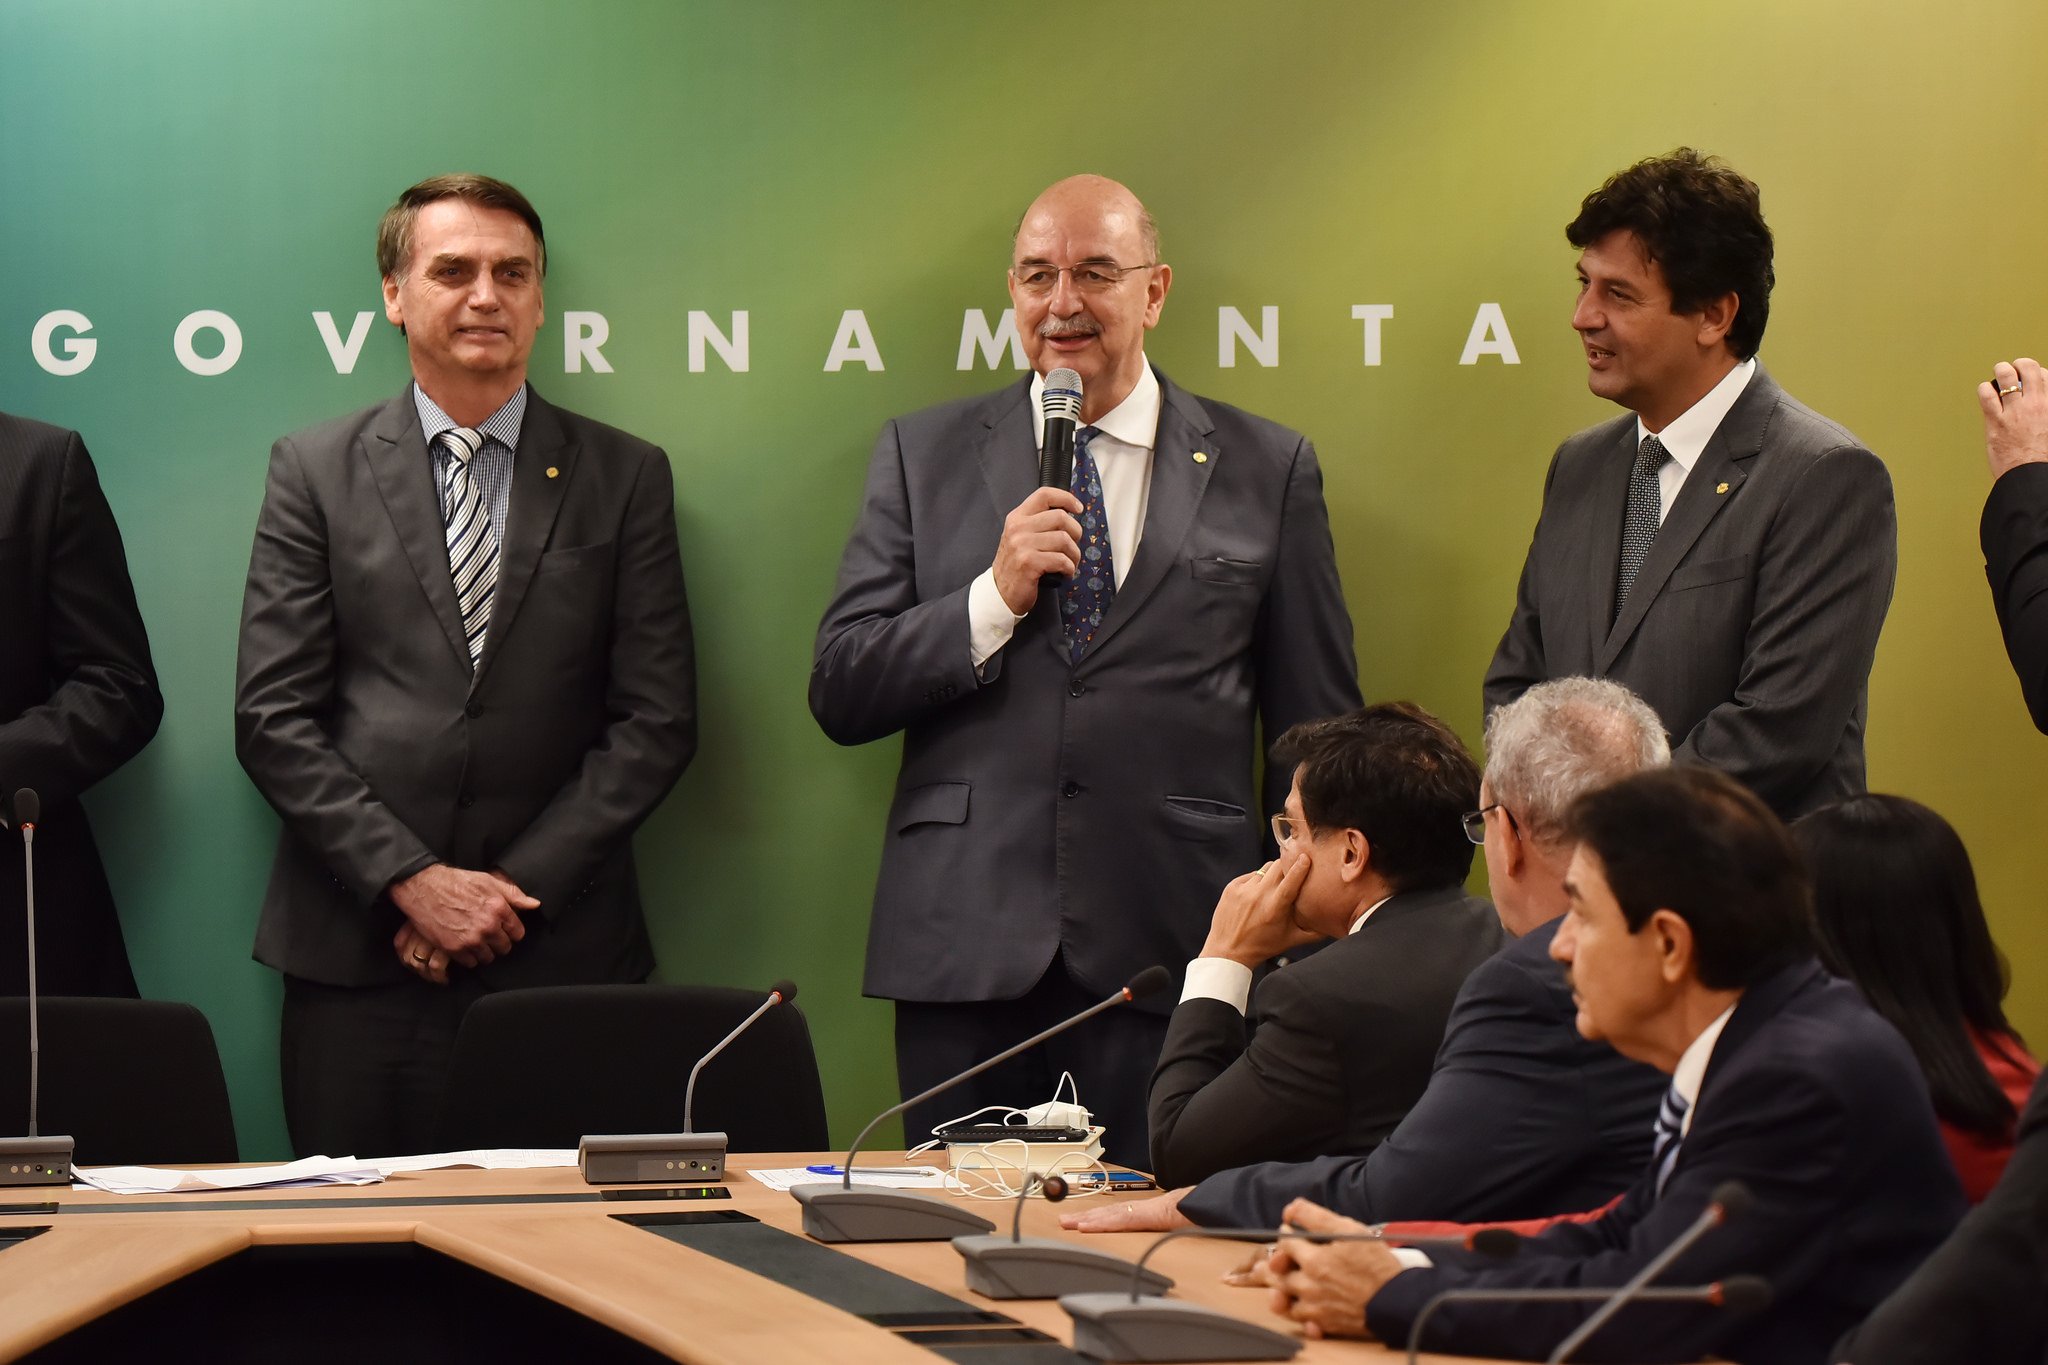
[1192,451,1209,464]
[547,466,560,479]
[1715,481,1729,495]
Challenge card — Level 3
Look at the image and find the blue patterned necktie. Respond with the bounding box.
[438,426,499,667]
[1651,1079,1690,1195]
[1060,426,1114,663]
[1614,433,1671,622]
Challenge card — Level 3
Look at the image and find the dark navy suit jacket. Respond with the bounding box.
[1180,917,1662,1227]
[1983,461,2048,734]
[1369,960,1966,1365]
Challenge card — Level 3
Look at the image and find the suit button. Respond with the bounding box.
[1069,681,1086,697]
[465,702,484,718]
[1062,781,1081,798]
[458,791,476,809]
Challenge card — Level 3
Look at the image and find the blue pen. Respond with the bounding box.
[805,1164,911,1175]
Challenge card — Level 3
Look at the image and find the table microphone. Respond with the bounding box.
[794,964,1169,1243]
[1404,1274,1773,1365]
[2,789,74,1188]
[1038,367,1083,489]
[1543,1179,1754,1362]
[578,979,797,1186]
[954,1171,1176,1300]
[1060,1222,1520,1362]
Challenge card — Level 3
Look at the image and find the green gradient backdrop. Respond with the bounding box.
[2,1,2043,1159]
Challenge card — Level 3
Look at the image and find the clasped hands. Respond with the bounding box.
[389,863,537,985]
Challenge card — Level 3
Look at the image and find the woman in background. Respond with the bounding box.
[1795,793,2039,1202]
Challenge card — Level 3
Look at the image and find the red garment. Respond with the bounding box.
[1380,1193,1623,1242]
[1941,1028,2041,1204]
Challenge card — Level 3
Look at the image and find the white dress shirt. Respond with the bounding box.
[967,359,1162,667]
[1637,357,1756,520]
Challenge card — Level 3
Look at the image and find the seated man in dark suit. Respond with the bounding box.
[1263,767,1965,1365]
[1145,703,1502,1187]
[1067,677,1667,1233]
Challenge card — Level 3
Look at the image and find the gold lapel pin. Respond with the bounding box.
[546,466,560,479]
[1192,451,1209,464]
[1715,481,1730,495]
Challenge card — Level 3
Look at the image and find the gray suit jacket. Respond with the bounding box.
[235,385,696,988]
[810,369,1360,1008]
[1484,364,1895,818]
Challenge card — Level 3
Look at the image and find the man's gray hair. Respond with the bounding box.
[1483,677,1670,845]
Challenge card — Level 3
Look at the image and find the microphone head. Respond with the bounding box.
[1124,966,1171,1001]
[1715,1274,1773,1313]
[1041,367,1083,423]
[1708,1180,1754,1221]
[1041,1174,1068,1203]
[768,978,798,1005]
[1467,1227,1521,1258]
[12,789,38,827]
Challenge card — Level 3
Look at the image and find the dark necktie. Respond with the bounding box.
[438,426,499,667]
[1651,1079,1690,1196]
[1614,433,1672,621]
[1060,426,1114,663]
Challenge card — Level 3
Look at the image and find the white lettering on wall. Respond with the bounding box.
[31,310,96,376]
[688,310,749,373]
[824,309,884,372]
[1458,303,1519,365]
[1351,305,1395,367]
[313,311,374,374]
[957,308,1026,371]
[564,311,613,374]
[174,310,242,376]
[1218,306,1279,369]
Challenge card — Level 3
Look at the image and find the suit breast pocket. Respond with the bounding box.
[1666,554,1751,593]
[1189,557,1264,589]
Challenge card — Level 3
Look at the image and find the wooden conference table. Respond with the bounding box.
[0,1153,1511,1363]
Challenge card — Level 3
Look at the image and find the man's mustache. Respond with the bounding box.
[1039,315,1102,339]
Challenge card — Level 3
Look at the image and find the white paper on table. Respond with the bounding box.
[748,1165,951,1193]
[74,1156,387,1195]
[370,1148,579,1175]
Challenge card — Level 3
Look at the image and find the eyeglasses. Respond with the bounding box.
[1009,261,1158,296]
[1271,813,1304,846]
[1461,804,1520,845]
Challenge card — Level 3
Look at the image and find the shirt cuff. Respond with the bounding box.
[1390,1247,1433,1271]
[1180,958,1254,1013]
[968,569,1028,668]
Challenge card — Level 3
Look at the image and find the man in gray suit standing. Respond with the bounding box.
[811,175,1360,1168]
[237,175,696,1158]
[1485,149,1895,819]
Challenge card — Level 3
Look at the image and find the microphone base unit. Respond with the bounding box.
[0,1135,74,1187]
[953,1234,1173,1300]
[792,1183,995,1243]
[577,1132,727,1186]
[1059,1292,1300,1362]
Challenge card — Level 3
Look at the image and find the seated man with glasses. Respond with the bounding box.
[811,174,1359,1170]
[1143,703,1502,1188]
[1065,677,1668,1234]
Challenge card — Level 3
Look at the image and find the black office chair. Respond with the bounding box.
[433,984,830,1152]
[0,997,239,1165]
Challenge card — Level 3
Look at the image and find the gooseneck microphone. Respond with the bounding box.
[3,789,74,1187]
[1059,1223,1516,1363]
[1405,1274,1773,1365]
[1544,1180,1754,1362]
[1038,367,1083,489]
[796,965,1170,1243]
[577,979,798,1186]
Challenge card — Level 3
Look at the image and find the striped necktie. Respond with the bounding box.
[1614,433,1671,621]
[1651,1079,1690,1195]
[438,426,499,668]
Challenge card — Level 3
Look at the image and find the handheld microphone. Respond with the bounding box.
[1405,1273,1773,1365]
[1057,1222,1519,1362]
[795,965,1170,1242]
[577,979,797,1186]
[1038,367,1083,489]
[1543,1179,1753,1362]
[2,789,74,1187]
